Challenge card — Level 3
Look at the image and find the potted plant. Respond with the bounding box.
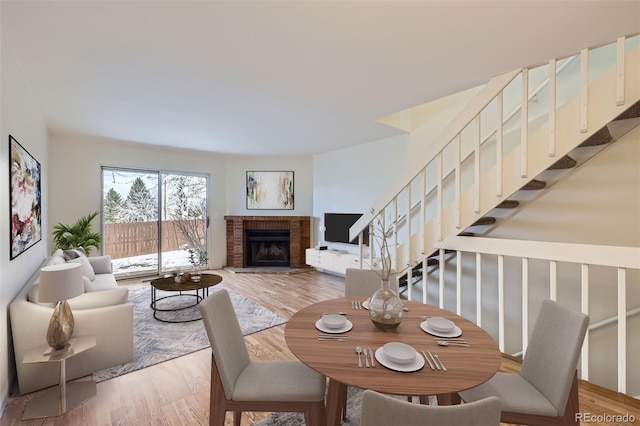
[52,211,102,256]
[187,248,208,282]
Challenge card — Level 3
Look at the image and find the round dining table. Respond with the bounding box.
[284,297,501,426]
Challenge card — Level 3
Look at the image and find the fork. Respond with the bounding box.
[436,341,469,347]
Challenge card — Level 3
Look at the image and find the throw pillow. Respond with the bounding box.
[83,276,96,292]
[68,253,96,281]
[62,247,87,261]
[62,249,80,261]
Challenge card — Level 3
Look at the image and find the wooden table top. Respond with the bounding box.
[285,297,501,396]
[150,273,223,292]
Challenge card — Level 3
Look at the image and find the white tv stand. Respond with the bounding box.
[306,248,366,276]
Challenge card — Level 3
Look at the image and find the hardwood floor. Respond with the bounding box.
[2,269,638,425]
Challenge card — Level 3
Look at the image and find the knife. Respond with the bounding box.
[367,347,376,367]
[426,351,441,371]
[421,350,435,370]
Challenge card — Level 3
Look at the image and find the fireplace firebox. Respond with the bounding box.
[245,230,291,267]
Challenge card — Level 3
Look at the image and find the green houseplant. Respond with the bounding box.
[52,211,102,256]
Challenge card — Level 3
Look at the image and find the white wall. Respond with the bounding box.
[311,86,479,253]
[49,135,229,268]
[312,134,410,252]
[224,154,313,216]
[0,40,49,409]
[47,135,315,269]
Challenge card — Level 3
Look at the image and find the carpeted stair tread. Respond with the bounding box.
[496,200,520,209]
[547,155,577,170]
[613,100,640,121]
[470,216,496,227]
[425,257,439,266]
[521,179,546,190]
[578,126,613,147]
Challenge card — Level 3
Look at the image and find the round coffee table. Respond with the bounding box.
[150,273,223,323]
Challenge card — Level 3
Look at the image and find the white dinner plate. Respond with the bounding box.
[375,347,425,372]
[420,321,463,338]
[315,319,353,334]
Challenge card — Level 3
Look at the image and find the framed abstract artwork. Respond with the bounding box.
[9,135,42,259]
[246,171,294,210]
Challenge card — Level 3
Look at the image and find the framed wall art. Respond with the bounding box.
[9,135,42,259]
[246,171,294,210]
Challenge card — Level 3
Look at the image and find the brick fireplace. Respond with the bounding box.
[224,216,310,268]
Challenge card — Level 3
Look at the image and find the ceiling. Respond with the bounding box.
[2,1,639,156]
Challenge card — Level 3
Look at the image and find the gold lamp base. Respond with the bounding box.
[46,300,75,350]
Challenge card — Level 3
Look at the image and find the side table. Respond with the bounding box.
[22,335,97,419]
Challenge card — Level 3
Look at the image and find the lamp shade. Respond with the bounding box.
[38,263,84,303]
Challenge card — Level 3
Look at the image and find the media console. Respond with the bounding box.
[306,248,377,276]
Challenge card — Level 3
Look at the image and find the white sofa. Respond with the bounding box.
[9,249,134,394]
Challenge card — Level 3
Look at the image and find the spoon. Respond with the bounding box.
[436,341,469,347]
[433,353,447,371]
[355,346,363,367]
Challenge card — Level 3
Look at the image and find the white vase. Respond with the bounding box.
[191,263,202,282]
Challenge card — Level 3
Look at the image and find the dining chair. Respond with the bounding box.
[360,390,501,426]
[344,268,397,297]
[459,299,589,425]
[198,289,327,426]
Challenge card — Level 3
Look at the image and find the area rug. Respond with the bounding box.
[93,285,286,382]
[253,387,436,426]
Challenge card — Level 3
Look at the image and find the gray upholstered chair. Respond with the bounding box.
[459,299,589,425]
[198,289,327,426]
[344,268,397,297]
[360,390,501,426]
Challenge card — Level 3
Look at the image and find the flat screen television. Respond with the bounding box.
[324,213,369,245]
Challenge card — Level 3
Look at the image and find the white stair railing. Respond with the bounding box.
[351,35,639,288]
[436,236,640,395]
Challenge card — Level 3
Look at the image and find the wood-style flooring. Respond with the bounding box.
[1,269,638,425]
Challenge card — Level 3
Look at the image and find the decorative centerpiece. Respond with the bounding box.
[366,212,406,331]
[188,248,208,283]
[174,272,192,284]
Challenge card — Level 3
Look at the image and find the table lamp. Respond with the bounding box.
[318,225,327,250]
[38,263,84,351]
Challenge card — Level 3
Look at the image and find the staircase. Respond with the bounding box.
[351,35,639,282]
[349,35,640,395]
[397,96,640,295]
